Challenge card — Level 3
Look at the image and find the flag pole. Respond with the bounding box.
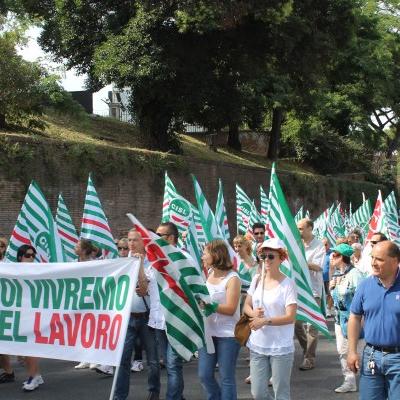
[108,366,119,400]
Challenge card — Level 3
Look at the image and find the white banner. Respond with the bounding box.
[0,258,139,366]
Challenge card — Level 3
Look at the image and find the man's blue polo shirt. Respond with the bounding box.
[350,269,400,346]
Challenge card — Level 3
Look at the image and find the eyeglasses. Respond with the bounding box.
[254,231,265,236]
[118,247,129,251]
[262,253,276,260]
[156,232,170,238]
[23,253,35,259]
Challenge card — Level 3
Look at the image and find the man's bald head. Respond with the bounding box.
[376,240,400,262]
[371,241,400,280]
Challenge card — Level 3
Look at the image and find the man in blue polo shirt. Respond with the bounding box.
[347,240,400,400]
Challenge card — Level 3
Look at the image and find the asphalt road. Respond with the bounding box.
[1,321,359,400]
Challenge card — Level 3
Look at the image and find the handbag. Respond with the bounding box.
[234,314,251,346]
[234,275,261,346]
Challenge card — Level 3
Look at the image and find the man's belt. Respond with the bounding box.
[366,343,400,353]
[131,312,149,318]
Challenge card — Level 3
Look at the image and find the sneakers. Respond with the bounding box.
[75,361,90,369]
[90,363,100,370]
[131,360,144,372]
[22,375,44,391]
[146,392,160,400]
[0,371,15,383]
[299,359,315,371]
[334,382,357,393]
[23,375,44,385]
[245,375,251,384]
[95,365,114,376]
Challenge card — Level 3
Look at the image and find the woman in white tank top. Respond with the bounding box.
[198,239,241,400]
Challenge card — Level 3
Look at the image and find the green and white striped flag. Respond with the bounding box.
[6,181,66,263]
[162,172,176,223]
[127,213,212,360]
[383,191,400,246]
[56,194,79,262]
[215,179,230,241]
[5,202,34,262]
[246,201,263,236]
[80,174,118,258]
[192,175,239,269]
[326,204,346,247]
[260,186,269,225]
[267,164,329,337]
[294,206,304,223]
[162,172,206,248]
[236,184,253,234]
[350,198,372,238]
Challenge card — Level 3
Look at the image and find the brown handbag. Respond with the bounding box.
[234,313,251,346]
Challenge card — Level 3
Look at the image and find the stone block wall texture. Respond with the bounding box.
[0,159,384,240]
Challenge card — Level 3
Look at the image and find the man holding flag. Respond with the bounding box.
[295,218,325,371]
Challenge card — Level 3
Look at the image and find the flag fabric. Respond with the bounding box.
[55,194,79,262]
[260,186,269,225]
[6,181,66,263]
[5,204,33,262]
[350,199,372,238]
[366,191,386,242]
[236,184,253,234]
[162,172,177,223]
[294,206,304,223]
[80,174,118,258]
[127,213,211,361]
[325,204,346,247]
[383,192,400,246]
[192,175,239,269]
[215,179,230,241]
[246,201,263,236]
[267,164,330,337]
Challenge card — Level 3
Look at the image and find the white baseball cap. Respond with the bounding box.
[260,238,286,250]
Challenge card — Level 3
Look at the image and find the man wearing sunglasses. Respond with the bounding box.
[295,218,326,371]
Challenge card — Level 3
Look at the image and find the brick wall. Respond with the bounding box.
[0,159,384,239]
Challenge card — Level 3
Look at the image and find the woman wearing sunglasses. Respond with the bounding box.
[243,238,297,400]
[329,243,365,393]
[0,245,44,391]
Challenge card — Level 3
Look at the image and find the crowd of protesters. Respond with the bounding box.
[1,218,400,400]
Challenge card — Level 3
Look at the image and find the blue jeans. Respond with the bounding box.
[360,345,400,400]
[198,336,241,400]
[114,315,160,400]
[250,351,294,400]
[156,329,184,400]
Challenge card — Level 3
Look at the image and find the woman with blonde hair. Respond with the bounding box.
[233,235,258,294]
[198,239,241,400]
[243,238,297,400]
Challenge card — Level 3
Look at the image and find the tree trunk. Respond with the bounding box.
[267,107,283,160]
[386,123,400,159]
[0,113,5,129]
[227,122,241,151]
[137,100,181,153]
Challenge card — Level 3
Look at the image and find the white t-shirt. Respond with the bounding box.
[246,274,297,356]
[206,271,240,337]
[304,237,325,297]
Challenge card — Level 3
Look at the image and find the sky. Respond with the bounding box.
[18,27,111,115]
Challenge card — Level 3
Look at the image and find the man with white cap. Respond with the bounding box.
[295,218,325,370]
